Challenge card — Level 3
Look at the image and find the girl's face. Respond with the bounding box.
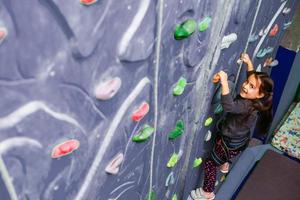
[240,75,264,99]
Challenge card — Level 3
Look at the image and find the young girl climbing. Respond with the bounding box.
[191,53,274,200]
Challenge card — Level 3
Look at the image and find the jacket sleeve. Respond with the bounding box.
[247,70,255,78]
[221,94,251,114]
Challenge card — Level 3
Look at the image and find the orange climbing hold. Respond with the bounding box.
[80,0,97,5]
[51,139,80,158]
[132,102,150,122]
[269,24,279,37]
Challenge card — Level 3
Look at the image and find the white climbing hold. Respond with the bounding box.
[94,77,122,100]
[256,64,262,72]
[105,153,124,175]
[282,7,291,15]
[220,33,237,49]
[205,130,212,141]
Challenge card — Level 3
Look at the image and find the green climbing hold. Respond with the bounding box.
[204,117,213,126]
[174,19,197,40]
[167,153,179,168]
[132,124,154,142]
[172,194,178,200]
[214,104,224,115]
[145,191,154,200]
[256,47,274,58]
[193,157,202,168]
[198,17,211,32]
[168,120,184,139]
[173,77,187,96]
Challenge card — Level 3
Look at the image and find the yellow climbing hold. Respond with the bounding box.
[204,117,213,126]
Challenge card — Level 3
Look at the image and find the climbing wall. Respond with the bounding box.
[0,0,298,200]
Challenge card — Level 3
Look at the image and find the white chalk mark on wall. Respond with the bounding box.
[110,181,135,194]
[92,0,112,35]
[74,77,150,200]
[118,0,151,57]
[0,156,18,200]
[253,1,287,57]
[0,137,42,154]
[0,101,84,132]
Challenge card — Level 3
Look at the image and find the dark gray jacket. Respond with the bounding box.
[221,93,257,139]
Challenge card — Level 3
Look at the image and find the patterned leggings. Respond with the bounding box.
[203,137,241,193]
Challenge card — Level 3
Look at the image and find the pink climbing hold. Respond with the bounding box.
[131,102,150,122]
[51,139,80,158]
[80,0,97,6]
[0,27,8,44]
[269,24,279,37]
[105,153,124,175]
[94,77,122,100]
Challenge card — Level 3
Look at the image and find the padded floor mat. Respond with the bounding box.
[235,150,300,200]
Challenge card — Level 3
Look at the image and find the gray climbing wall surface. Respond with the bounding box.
[0,0,298,200]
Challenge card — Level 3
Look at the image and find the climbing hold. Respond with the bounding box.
[212,74,220,83]
[214,104,224,115]
[193,157,202,168]
[80,0,97,5]
[174,19,197,40]
[0,27,7,45]
[269,24,279,37]
[198,17,212,32]
[132,102,150,122]
[220,33,237,50]
[132,124,154,142]
[220,175,226,182]
[248,34,259,43]
[256,64,262,72]
[105,153,124,175]
[282,7,291,15]
[205,130,212,141]
[172,194,178,200]
[167,153,179,168]
[263,57,273,67]
[94,77,122,100]
[145,191,154,200]
[165,171,175,187]
[215,180,219,186]
[168,120,184,140]
[269,59,279,67]
[51,139,80,158]
[204,117,213,127]
[256,47,274,58]
[173,77,187,96]
[283,21,292,30]
[258,29,264,37]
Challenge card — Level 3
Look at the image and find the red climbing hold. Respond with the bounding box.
[80,0,97,6]
[0,27,7,44]
[269,24,279,37]
[51,139,80,158]
[132,102,149,122]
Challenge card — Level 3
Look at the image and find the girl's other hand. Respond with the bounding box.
[218,70,228,84]
[241,53,251,64]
